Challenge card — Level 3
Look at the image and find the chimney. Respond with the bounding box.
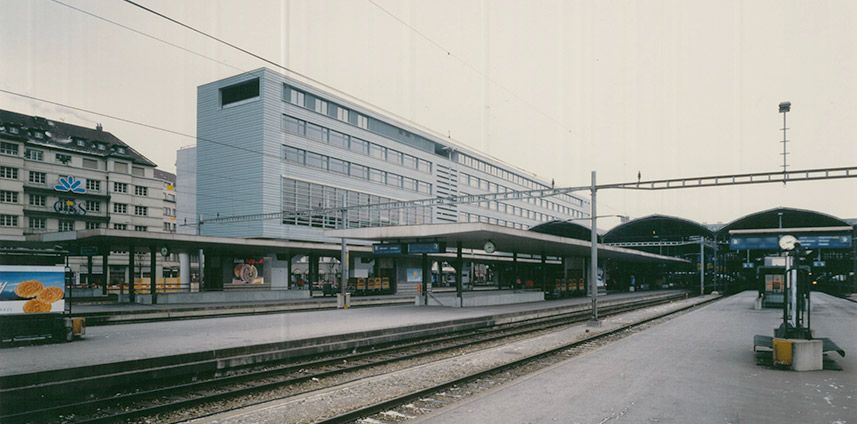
[96,123,103,131]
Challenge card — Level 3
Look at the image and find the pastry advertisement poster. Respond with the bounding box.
[231,258,264,285]
[0,265,66,315]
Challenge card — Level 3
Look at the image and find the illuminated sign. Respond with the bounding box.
[373,244,403,255]
[54,176,87,194]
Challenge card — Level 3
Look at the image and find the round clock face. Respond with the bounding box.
[483,240,496,253]
[160,246,170,257]
[778,235,798,251]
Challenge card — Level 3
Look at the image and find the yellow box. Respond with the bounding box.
[71,317,86,337]
[772,338,792,366]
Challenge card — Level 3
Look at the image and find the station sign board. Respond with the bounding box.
[407,242,446,254]
[730,233,852,251]
[812,261,826,268]
[0,265,66,315]
[742,262,755,269]
[373,243,403,256]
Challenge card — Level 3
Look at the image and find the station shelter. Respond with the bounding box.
[327,222,688,307]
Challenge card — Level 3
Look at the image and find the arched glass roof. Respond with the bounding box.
[529,220,596,242]
[716,207,852,237]
[603,214,714,243]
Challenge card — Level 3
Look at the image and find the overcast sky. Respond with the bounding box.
[1,0,855,228]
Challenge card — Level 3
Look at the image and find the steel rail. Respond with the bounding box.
[317,294,722,424]
[4,293,686,424]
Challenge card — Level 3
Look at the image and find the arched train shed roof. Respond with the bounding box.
[716,207,852,237]
[603,214,714,243]
[529,220,598,242]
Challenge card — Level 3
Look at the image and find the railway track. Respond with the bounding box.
[320,294,720,424]
[1,292,688,424]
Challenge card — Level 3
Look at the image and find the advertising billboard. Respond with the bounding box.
[0,265,66,315]
[230,258,265,285]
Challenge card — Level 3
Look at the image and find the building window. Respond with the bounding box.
[113,203,128,214]
[28,217,46,230]
[59,220,74,232]
[55,153,72,164]
[337,106,349,122]
[85,200,100,212]
[114,223,127,230]
[283,115,305,136]
[283,146,305,164]
[82,158,99,170]
[113,182,128,193]
[328,158,348,175]
[369,169,385,184]
[134,225,147,232]
[132,166,145,177]
[387,150,402,165]
[134,206,147,216]
[0,215,18,227]
[289,88,305,106]
[29,194,46,207]
[357,114,368,129]
[369,143,386,160]
[28,171,46,184]
[86,179,101,192]
[328,130,348,149]
[314,99,327,114]
[24,148,43,161]
[0,191,18,203]
[349,138,368,155]
[221,78,260,106]
[134,186,148,196]
[0,141,18,156]
[114,162,129,173]
[0,166,18,180]
[85,222,100,230]
[417,159,432,173]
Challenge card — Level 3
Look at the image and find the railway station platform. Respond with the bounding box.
[417,291,857,424]
[0,291,682,378]
[67,293,414,325]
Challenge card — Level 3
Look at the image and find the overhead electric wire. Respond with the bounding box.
[49,0,243,72]
[117,0,561,182]
[365,0,574,136]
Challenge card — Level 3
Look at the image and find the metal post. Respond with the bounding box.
[150,246,158,304]
[699,237,705,295]
[422,253,429,305]
[340,194,348,306]
[590,170,599,323]
[513,252,518,289]
[287,254,293,289]
[541,254,547,293]
[101,249,109,296]
[456,241,463,307]
[86,255,93,288]
[128,246,135,303]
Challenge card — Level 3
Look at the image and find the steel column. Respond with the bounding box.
[150,245,157,304]
[128,247,135,303]
[456,241,463,307]
[590,171,599,322]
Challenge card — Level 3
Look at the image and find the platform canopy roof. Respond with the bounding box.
[22,229,370,256]
[327,223,688,264]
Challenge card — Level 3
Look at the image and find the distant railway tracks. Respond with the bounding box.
[1,292,691,424]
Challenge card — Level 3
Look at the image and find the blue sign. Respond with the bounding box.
[730,233,852,250]
[408,242,446,254]
[373,244,403,255]
[54,176,87,194]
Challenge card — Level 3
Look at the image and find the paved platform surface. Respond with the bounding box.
[0,291,677,377]
[68,294,414,325]
[418,291,857,424]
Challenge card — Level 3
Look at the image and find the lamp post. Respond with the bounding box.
[779,101,791,183]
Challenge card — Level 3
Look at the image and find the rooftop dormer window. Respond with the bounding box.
[8,126,19,134]
[33,131,44,139]
[97,144,106,151]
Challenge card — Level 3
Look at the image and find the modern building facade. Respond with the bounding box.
[188,68,590,242]
[0,109,166,286]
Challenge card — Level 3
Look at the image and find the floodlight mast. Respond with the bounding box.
[779,101,791,184]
